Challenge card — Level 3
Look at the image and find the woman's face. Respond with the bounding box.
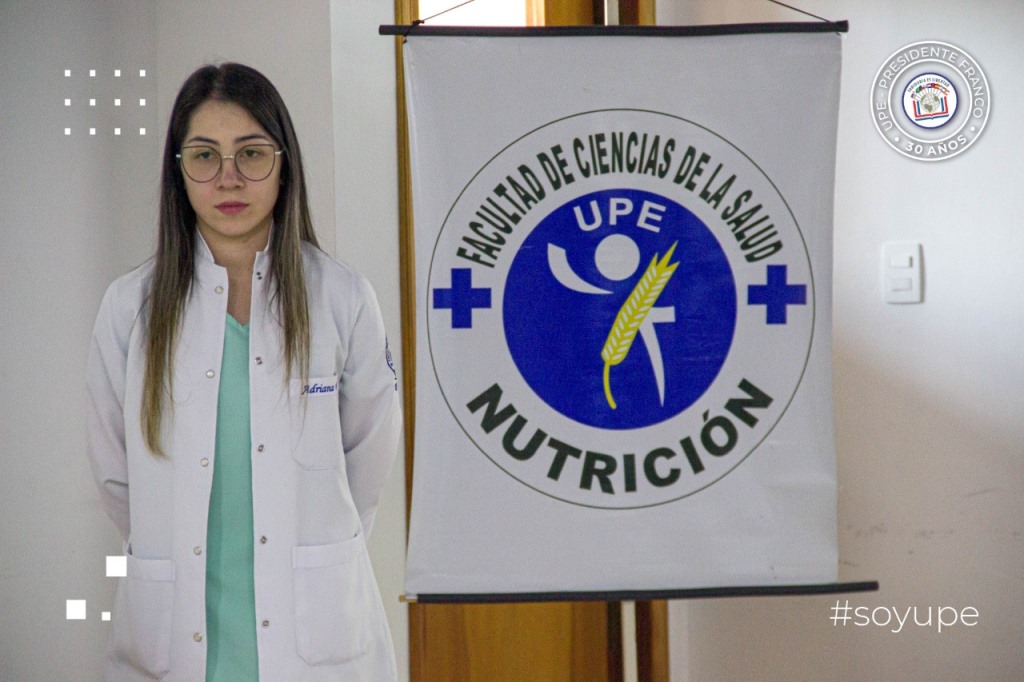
[181,99,282,253]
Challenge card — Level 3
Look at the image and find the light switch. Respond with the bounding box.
[882,242,922,304]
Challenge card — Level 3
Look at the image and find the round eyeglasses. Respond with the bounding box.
[176,144,284,183]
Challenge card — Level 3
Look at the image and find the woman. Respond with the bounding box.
[86,63,401,681]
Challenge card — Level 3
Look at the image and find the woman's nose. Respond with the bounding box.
[216,156,244,186]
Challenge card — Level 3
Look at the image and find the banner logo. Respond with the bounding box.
[427,110,815,508]
[871,41,990,161]
[505,189,738,429]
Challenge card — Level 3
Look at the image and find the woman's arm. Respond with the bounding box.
[85,280,133,543]
[338,279,402,538]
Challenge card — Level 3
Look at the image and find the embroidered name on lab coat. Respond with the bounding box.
[301,381,338,396]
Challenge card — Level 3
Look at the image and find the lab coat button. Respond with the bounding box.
[256,271,263,280]
[214,285,224,294]
[193,546,202,555]
[206,369,215,378]
[256,444,264,453]
[193,633,203,642]
[259,536,267,544]
[262,620,270,628]
[255,356,263,365]
[200,458,209,467]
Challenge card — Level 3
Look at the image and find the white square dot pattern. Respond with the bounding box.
[66,600,86,620]
[102,612,111,622]
[106,555,127,578]
[62,66,154,141]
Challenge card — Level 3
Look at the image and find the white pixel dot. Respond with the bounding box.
[139,98,146,107]
[106,555,127,577]
[90,69,96,77]
[115,128,121,136]
[90,128,96,136]
[139,69,146,77]
[66,600,87,620]
[64,128,71,136]
[64,69,71,77]
[139,128,146,135]
[114,69,121,77]
[102,612,111,621]
[64,99,71,106]
[114,99,121,106]
[89,98,96,106]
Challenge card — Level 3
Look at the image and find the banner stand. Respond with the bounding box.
[391,24,864,680]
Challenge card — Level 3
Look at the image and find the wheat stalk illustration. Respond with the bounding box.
[600,242,679,410]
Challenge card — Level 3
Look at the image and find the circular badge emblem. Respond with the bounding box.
[871,41,990,161]
[902,73,957,129]
[427,110,815,509]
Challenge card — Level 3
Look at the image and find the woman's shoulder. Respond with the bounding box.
[96,257,156,323]
[106,257,155,297]
[300,241,375,297]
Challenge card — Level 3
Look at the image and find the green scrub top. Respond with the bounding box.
[205,314,259,681]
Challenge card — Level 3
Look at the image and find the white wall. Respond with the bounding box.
[328,3,409,680]
[0,1,409,679]
[1,2,159,679]
[658,2,1024,680]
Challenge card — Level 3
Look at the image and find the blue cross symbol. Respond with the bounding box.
[433,268,492,329]
[747,264,807,324]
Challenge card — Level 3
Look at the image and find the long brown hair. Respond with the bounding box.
[142,63,318,455]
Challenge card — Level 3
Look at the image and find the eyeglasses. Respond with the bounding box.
[176,144,283,183]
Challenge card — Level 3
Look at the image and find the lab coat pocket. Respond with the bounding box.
[292,534,373,665]
[110,554,176,679]
[289,375,343,470]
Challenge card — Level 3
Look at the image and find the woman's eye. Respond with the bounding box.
[194,150,214,160]
[241,147,264,158]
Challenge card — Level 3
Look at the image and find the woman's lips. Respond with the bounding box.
[215,202,247,215]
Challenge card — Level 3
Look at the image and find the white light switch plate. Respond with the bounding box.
[882,242,923,303]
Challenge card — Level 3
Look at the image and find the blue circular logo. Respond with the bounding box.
[503,188,736,430]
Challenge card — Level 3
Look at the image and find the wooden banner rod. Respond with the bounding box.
[406,580,879,604]
[379,21,849,37]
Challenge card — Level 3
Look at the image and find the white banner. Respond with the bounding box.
[404,30,842,596]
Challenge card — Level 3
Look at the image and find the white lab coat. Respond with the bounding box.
[86,235,401,681]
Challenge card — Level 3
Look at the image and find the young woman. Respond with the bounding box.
[86,63,401,681]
